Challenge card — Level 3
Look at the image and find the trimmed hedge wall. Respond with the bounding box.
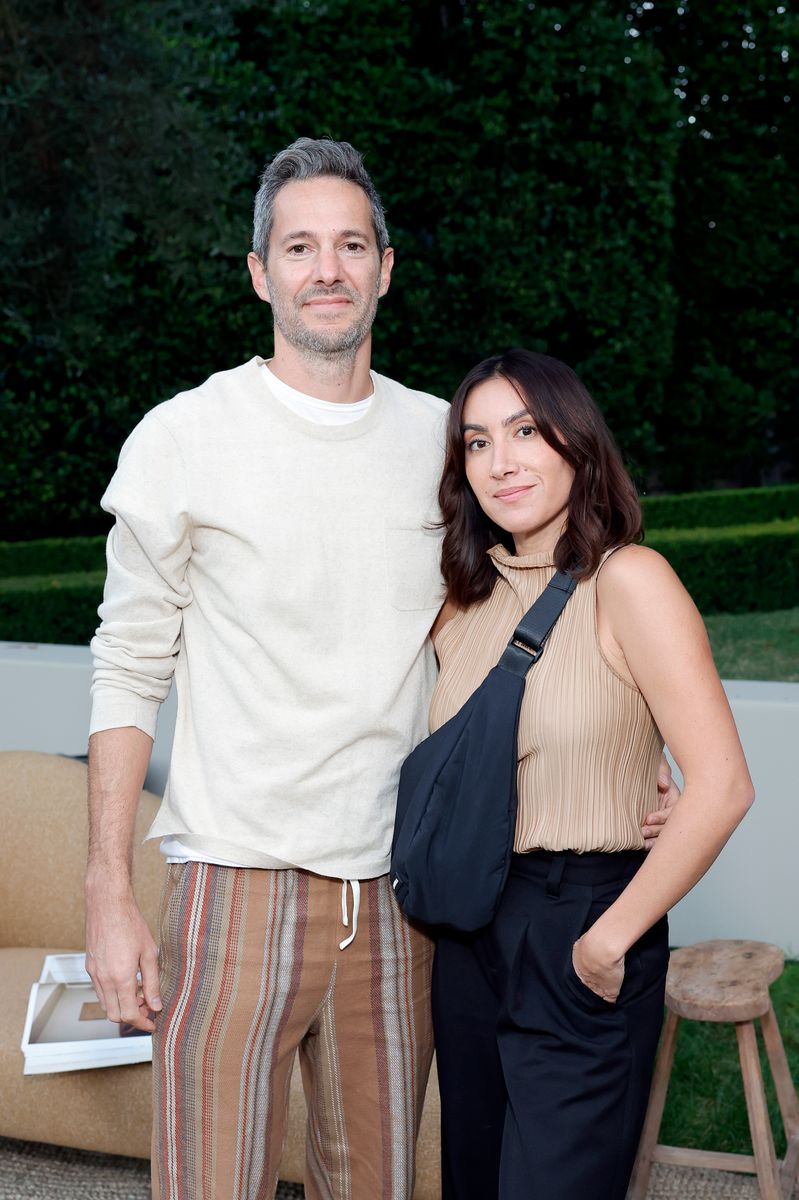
[0,572,104,646]
[2,486,797,576]
[641,484,799,530]
[0,535,107,579]
[646,520,799,615]
[1,517,797,643]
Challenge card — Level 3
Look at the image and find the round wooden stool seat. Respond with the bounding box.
[666,938,785,1023]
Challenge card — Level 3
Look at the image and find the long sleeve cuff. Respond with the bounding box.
[89,689,161,739]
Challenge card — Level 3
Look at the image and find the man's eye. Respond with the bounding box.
[287,244,308,255]
[344,242,366,253]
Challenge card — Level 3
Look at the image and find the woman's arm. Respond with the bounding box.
[573,545,754,1001]
[431,595,460,644]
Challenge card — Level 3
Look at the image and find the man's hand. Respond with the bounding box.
[85,876,161,1033]
[642,752,681,849]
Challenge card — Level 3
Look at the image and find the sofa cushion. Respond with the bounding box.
[0,751,164,949]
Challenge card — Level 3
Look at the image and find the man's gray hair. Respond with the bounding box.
[252,137,390,262]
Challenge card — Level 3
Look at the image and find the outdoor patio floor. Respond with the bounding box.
[0,1135,770,1199]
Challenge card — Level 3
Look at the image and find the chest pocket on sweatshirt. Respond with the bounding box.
[384,521,445,611]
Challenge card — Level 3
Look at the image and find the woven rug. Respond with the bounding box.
[0,1136,767,1198]
[0,1137,303,1199]
[644,1162,759,1197]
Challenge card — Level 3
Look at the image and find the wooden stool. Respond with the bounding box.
[629,940,799,1200]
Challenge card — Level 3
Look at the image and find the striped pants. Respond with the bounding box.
[152,863,434,1200]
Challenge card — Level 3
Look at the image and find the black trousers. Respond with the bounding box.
[431,850,669,1200]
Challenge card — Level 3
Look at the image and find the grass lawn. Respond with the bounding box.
[659,961,799,1155]
[705,607,799,682]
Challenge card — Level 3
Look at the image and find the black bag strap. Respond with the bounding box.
[497,570,577,678]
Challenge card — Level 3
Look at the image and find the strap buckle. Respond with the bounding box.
[511,638,544,662]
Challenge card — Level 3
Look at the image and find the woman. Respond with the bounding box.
[428,349,753,1200]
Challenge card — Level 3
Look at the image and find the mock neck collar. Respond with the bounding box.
[487,543,556,573]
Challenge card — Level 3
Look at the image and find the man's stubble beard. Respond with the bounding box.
[266,273,381,363]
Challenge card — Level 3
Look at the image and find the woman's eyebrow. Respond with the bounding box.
[461,410,531,434]
[503,409,532,426]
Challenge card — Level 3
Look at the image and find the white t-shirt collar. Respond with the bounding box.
[261,362,374,426]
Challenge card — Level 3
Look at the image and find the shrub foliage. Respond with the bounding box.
[1,1,796,540]
[646,519,799,615]
[642,484,799,530]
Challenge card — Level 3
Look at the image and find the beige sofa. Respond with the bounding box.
[0,751,441,1195]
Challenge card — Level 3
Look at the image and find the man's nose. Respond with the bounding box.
[315,246,342,286]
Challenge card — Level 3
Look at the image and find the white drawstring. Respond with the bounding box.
[339,879,361,950]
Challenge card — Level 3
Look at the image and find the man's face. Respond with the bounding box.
[249,177,393,358]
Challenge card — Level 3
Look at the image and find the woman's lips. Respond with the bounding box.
[494,485,535,501]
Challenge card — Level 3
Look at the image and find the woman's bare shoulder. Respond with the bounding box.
[597,543,701,636]
[598,544,680,595]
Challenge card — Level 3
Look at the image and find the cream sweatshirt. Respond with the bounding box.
[90,356,448,878]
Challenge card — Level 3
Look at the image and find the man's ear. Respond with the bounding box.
[247,252,271,304]
[378,246,395,298]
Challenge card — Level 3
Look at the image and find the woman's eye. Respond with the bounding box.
[517,424,537,438]
[466,437,488,453]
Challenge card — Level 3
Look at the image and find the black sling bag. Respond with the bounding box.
[390,570,577,932]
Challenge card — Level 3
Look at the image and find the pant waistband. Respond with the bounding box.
[510,850,646,894]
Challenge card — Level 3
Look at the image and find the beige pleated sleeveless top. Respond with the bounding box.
[430,545,664,853]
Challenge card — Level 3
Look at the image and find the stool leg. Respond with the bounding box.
[628,1010,680,1200]
[736,1020,783,1200]
[760,1002,799,1195]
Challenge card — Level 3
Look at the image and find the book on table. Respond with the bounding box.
[21,953,153,1074]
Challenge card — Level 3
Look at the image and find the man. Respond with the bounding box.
[86,137,674,1200]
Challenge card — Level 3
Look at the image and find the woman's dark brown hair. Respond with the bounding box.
[439,348,643,608]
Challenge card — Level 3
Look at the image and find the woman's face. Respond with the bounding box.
[462,377,576,556]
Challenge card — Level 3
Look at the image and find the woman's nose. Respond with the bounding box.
[489,447,517,478]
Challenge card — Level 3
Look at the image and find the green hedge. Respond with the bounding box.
[0,572,104,645]
[3,485,797,581]
[642,484,799,530]
[646,520,799,614]
[0,536,107,579]
[0,520,796,643]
